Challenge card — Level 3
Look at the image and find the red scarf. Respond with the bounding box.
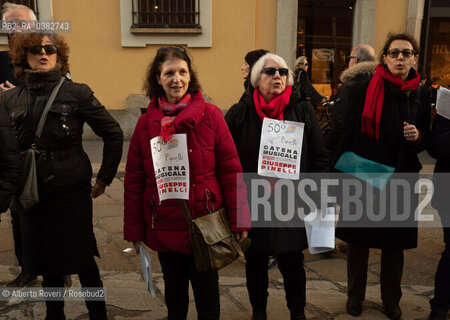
[361,64,420,140]
[253,86,292,121]
[159,93,191,143]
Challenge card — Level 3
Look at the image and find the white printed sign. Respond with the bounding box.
[436,86,450,120]
[151,134,190,201]
[258,118,304,180]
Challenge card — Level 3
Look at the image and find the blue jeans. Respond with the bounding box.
[430,210,450,316]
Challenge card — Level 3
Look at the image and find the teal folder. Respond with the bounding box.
[334,151,395,190]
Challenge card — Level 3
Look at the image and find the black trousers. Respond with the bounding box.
[430,210,450,316]
[10,210,23,267]
[245,249,306,317]
[42,256,107,320]
[158,251,220,320]
[347,244,404,307]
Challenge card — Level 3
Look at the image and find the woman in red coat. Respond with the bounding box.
[124,47,250,319]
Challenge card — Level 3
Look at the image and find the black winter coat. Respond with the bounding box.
[428,114,450,210]
[2,69,123,192]
[1,69,123,275]
[225,91,329,255]
[334,68,431,249]
[325,61,377,160]
[0,104,20,213]
[0,50,20,87]
[293,69,324,106]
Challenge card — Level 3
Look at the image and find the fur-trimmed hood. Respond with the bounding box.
[340,61,377,84]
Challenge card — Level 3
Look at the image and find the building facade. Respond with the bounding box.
[1,0,448,137]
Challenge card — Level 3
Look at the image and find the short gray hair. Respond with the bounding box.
[2,2,36,21]
[353,44,375,62]
[250,53,294,88]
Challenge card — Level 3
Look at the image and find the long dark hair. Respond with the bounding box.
[143,47,201,99]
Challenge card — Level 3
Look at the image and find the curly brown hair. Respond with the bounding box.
[143,47,201,99]
[9,33,70,81]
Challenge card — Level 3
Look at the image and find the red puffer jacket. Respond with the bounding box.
[124,91,250,254]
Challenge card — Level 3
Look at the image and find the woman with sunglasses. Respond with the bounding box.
[292,56,326,107]
[124,47,250,319]
[333,33,430,319]
[2,33,123,319]
[225,53,329,320]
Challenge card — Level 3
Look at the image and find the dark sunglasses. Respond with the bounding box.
[345,56,358,64]
[261,67,289,76]
[301,62,308,66]
[385,49,417,59]
[157,47,185,54]
[27,45,58,55]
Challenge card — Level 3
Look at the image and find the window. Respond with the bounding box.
[120,0,211,47]
[0,0,39,19]
[132,0,200,29]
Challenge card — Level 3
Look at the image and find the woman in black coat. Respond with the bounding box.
[239,49,269,102]
[427,113,450,320]
[226,53,328,320]
[2,33,123,320]
[333,33,430,320]
[292,56,326,106]
[0,104,20,214]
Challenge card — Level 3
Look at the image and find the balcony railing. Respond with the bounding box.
[131,0,200,29]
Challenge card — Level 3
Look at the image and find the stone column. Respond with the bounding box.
[276,0,298,68]
[406,0,425,42]
[352,0,377,48]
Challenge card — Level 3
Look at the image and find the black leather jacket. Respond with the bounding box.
[1,69,123,194]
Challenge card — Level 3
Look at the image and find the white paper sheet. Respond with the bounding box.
[257,118,304,180]
[139,244,155,298]
[151,134,190,201]
[305,207,336,254]
[436,86,450,120]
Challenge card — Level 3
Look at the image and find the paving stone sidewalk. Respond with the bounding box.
[0,146,447,319]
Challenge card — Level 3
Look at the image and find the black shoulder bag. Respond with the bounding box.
[10,77,65,212]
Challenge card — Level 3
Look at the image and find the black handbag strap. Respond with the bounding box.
[177,199,193,223]
[35,77,65,139]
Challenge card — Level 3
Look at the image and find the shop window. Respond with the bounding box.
[426,18,450,89]
[297,0,355,98]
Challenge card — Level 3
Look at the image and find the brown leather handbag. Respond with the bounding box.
[177,197,249,272]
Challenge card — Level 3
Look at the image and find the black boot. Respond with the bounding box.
[346,299,362,316]
[252,309,267,320]
[384,305,401,320]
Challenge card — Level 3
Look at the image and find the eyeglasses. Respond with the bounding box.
[27,45,58,55]
[261,67,289,76]
[301,62,308,67]
[345,56,358,64]
[385,49,417,59]
[157,47,185,54]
